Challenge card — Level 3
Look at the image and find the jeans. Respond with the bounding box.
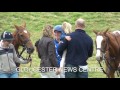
[65,64,88,78]
[0,72,18,78]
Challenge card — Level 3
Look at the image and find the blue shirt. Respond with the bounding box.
[54,39,61,67]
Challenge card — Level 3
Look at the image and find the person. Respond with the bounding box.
[56,22,72,75]
[0,31,30,78]
[36,25,59,78]
[61,22,72,41]
[58,18,93,78]
[53,25,64,78]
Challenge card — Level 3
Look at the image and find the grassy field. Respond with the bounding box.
[0,12,120,78]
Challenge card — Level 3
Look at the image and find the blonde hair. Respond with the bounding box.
[43,25,53,38]
[62,22,72,34]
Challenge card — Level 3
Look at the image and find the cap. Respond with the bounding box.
[54,25,63,32]
[0,31,14,40]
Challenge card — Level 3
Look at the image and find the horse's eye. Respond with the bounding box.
[20,34,23,37]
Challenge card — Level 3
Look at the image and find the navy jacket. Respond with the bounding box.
[58,29,93,66]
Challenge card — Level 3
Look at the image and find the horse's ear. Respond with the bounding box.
[93,30,98,35]
[22,22,26,28]
[14,25,19,30]
[104,28,109,35]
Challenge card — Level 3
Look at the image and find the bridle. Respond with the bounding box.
[14,30,32,67]
[96,36,109,53]
[96,35,109,76]
[96,35,119,77]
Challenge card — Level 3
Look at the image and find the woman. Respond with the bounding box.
[56,22,72,75]
[37,25,59,78]
[0,31,30,78]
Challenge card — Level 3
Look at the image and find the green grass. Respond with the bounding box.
[0,12,120,78]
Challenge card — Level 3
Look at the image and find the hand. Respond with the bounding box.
[56,67,62,75]
[59,41,63,44]
[25,58,32,63]
[65,36,71,41]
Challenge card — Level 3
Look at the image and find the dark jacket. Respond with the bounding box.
[37,37,58,69]
[35,39,41,58]
[58,29,93,66]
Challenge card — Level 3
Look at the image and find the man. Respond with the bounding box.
[58,18,93,78]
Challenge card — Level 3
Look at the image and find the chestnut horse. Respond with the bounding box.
[12,22,34,67]
[94,29,120,78]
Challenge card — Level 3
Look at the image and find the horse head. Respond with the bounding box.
[93,28,109,62]
[13,22,34,54]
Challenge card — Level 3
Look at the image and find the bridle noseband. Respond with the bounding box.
[17,32,31,47]
[96,36,109,53]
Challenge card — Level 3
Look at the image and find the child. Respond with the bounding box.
[60,22,72,41]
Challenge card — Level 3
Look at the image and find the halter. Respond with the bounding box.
[96,35,120,77]
[96,36,109,53]
[13,30,32,67]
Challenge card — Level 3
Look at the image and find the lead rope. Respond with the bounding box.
[26,54,32,67]
[18,46,32,67]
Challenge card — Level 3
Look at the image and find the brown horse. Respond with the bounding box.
[93,29,120,78]
[12,22,34,67]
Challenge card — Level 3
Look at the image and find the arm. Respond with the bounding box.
[35,39,41,58]
[48,41,58,67]
[88,40,93,57]
[58,39,68,57]
[35,40,39,52]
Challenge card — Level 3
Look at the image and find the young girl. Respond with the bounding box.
[0,31,30,78]
[60,22,72,41]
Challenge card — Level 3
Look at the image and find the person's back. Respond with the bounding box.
[38,37,57,67]
[58,18,93,78]
[65,29,93,66]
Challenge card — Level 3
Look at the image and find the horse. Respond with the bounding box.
[12,22,34,67]
[93,29,120,78]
